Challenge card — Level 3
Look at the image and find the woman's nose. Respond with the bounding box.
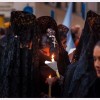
[95,59,100,68]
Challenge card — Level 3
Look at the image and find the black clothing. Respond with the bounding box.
[37,16,70,97]
[57,48,70,76]
[86,78,100,98]
[0,34,14,97]
[62,10,100,98]
[0,11,40,97]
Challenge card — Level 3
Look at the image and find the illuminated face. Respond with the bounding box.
[40,28,59,57]
[93,46,100,78]
[40,35,50,56]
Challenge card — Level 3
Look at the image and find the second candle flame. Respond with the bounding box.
[49,75,51,78]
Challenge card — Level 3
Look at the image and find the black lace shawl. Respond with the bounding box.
[63,10,100,97]
[0,11,40,97]
[0,31,16,97]
[57,24,70,76]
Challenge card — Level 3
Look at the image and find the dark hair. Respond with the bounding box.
[95,41,100,47]
[59,31,67,41]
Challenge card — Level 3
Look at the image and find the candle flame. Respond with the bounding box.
[49,75,51,78]
[51,54,54,62]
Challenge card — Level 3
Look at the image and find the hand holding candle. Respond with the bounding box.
[46,75,55,85]
[46,75,54,97]
[45,54,60,78]
[51,54,54,62]
[46,75,59,97]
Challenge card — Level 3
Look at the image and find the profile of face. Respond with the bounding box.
[61,37,67,50]
[93,45,100,78]
[39,35,50,56]
[40,28,59,60]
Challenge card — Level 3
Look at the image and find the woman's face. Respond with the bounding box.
[40,35,50,56]
[61,37,67,50]
[40,28,59,59]
[93,46,100,78]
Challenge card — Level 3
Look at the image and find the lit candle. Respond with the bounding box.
[48,75,52,97]
[49,75,51,78]
[51,54,60,78]
[51,54,54,62]
[56,70,60,78]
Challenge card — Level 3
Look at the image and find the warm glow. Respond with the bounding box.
[51,54,54,62]
[49,75,51,78]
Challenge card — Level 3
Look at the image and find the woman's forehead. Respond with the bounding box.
[93,46,100,56]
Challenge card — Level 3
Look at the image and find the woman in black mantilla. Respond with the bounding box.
[36,16,70,97]
[57,24,70,76]
[10,11,41,97]
[62,10,100,98]
[0,11,40,97]
[37,16,58,97]
[0,22,18,97]
[86,41,100,98]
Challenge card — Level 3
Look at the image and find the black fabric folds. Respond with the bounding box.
[62,10,100,97]
[0,11,40,97]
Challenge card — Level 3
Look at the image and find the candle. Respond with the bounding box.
[56,70,60,78]
[51,54,55,62]
[45,54,60,78]
[51,54,60,78]
[49,74,51,78]
[48,75,52,97]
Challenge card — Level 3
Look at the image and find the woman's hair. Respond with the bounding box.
[57,24,69,41]
[59,31,67,41]
[95,41,100,47]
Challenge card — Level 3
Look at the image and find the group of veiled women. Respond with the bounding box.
[0,10,100,98]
